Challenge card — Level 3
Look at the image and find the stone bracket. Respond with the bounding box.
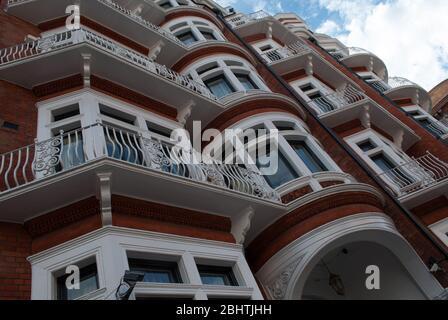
[97,172,113,226]
[231,206,255,245]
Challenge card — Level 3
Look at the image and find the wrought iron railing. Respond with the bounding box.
[261,41,311,64]
[330,47,378,61]
[309,86,366,114]
[377,152,448,196]
[0,123,280,201]
[97,0,185,46]
[387,77,421,90]
[226,10,271,28]
[366,79,390,93]
[0,28,218,101]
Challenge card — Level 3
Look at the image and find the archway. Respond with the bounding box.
[301,241,426,300]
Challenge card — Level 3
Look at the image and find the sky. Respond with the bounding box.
[215,0,448,91]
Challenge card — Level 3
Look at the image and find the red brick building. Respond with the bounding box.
[0,0,447,300]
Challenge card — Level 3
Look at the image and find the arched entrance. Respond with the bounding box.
[257,213,444,300]
[301,241,425,300]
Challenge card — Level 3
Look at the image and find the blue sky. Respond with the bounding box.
[215,0,448,91]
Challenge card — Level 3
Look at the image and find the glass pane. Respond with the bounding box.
[258,151,299,189]
[236,74,258,90]
[200,274,227,286]
[177,31,197,45]
[371,154,396,172]
[58,264,99,300]
[358,140,376,152]
[204,75,234,98]
[128,259,180,284]
[201,30,216,40]
[290,141,327,173]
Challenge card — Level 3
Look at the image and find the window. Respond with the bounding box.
[198,265,238,286]
[201,30,217,40]
[404,107,448,138]
[358,140,377,152]
[52,104,80,122]
[204,75,235,98]
[236,74,258,91]
[128,259,182,284]
[185,55,269,98]
[177,31,197,45]
[259,45,273,52]
[257,148,299,189]
[147,121,172,138]
[289,140,328,173]
[1,121,19,131]
[57,263,99,300]
[159,1,173,9]
[164,17,225,45]
[293,78,336,114]
[99,104,136,126]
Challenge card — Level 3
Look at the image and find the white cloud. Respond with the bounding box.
[316,0,448,90]
[316,20,341,34]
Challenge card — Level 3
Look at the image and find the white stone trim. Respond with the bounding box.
[162,16,225,44]
[182,54,270,95]
[256,212,444,300]
[28,226,263,300]
[430,218,448,247]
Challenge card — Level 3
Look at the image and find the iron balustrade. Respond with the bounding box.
[260,41,311,64]
[377,152,448,196]
[0,28,218,101]
[0,123,281,201]
[309,86,367,114]
[226,10,271,28]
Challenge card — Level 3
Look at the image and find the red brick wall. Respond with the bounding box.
[0,8,40,154]
[0,222,32,300]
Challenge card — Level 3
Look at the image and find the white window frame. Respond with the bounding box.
[36,89,181,143]
[290,76,334,103]
[163,16,225,45]
[29,227,263,300]
[430,218,448,247]
[252,39,282,55]
[183,54,270,96]
[156,0,195,9]
[345,129,415,194]
[207,112,345,193]
[403,105,448,138]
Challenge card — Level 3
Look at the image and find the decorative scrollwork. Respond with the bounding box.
[202,165,226,187]
[141,138,172,170]
[33,136,63,177]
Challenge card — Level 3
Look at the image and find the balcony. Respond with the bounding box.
[5,0,192,65]
[6,0,167,25]
[384,77,432,111]
[0,123,279,200]
[261,41,311,64]
[0,28,229,126]
[226,10,271,28]
[0,123,293,243]
[377,152,448,206]
[331,47,388,81]
[309,85,367,116]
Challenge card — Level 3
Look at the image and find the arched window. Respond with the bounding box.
[163,17,225,45]
[156,0,195,9]
[209,114,342,189]
[184,55,270,98]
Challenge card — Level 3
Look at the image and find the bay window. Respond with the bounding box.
[403,106,448,138]
[163,17,225,46]
[346,130,417,193]
[220,114,342,191]
[184,55,269,99]
[291,77,337,114]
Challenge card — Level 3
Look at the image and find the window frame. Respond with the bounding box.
[183,54,270,98]
[163,16,225,45]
